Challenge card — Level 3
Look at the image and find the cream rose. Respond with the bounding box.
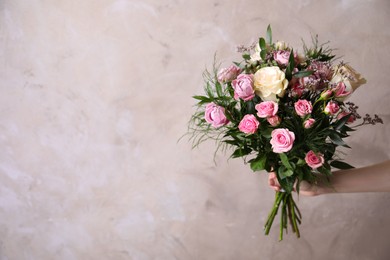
[330,64,366,100]
[253,66,289,101]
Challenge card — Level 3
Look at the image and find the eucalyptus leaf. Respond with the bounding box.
[259,37,266,50]
[293,70,314,78]
[266,24,272,44]
[285,49,295,79]
[260,50,267,60]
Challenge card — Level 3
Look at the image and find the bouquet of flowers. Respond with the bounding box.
[187,25,383,240]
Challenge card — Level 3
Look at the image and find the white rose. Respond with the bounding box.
[330,64,366,95]
[254,66,289,101]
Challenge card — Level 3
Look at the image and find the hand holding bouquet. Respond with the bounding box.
[187,25,383,240]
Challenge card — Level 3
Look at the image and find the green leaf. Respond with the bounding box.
[279,153,293,170]
[266,24,272,44]
[276,169,294,193]
[297,158,306,166]
[318,164,331,176]
[231,147,252,158]
[329,131,350,148]
[261,127,273,138]
[215,82,223,97]
[330,160,355,169]
[340,125,356,132]
[242,53,251,60]
[259,37,266,50]
[333,114,351,131]
[293,70,314,78]
[192,95,211,102]
[278,165,294,179]
[285,49,295,80]
[249,155,267,171]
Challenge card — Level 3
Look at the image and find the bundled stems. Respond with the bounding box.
[264,191,301,241]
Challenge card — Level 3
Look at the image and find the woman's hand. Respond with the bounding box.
[268,172,320,196]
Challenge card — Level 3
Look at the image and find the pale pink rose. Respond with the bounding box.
[204,103,229,128]
[267,115,281,126]
[333,82,351,100]
[273,50,290,66]
[303,118,315,129]
[294,100,313,117]
[270,128,295,153]
[337,111,356,124]
[324,101,340,115]
[217,65,241,83]
[238,114,260,134]
[232,74,255,101]
[255,101,279,118]
[305,150,324,169]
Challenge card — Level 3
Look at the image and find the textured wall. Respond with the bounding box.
[1,0,390,259]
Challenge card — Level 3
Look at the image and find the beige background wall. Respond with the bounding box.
[1,0,390,259]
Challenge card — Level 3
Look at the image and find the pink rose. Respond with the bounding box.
[337,111,356,124]
[267,115,281,127]
[294,100,313,117]
[273,50,291,66]
[255,101,279,118]
[204,103,229,128]
[305,150,324,169]
[324,101,340,115]
[217,65,241,83]
[303,118,315,129]
[238,114,260,134]
[232,74,255,101]
[270,128,295,153]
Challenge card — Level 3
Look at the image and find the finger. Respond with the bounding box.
[268,172,281,191]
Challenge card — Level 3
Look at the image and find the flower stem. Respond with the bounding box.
[264,191,301,240]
